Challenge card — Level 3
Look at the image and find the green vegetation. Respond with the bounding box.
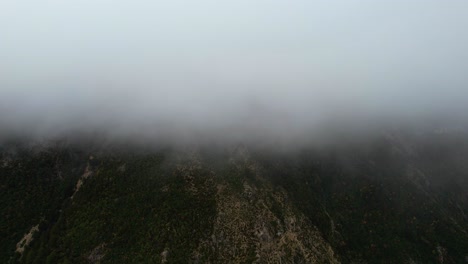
[0,145,84,263]
[252,139,468,263]
[0,135,467,263]
[16,153,217,263]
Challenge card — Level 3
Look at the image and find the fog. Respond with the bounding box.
[1,0,468,144]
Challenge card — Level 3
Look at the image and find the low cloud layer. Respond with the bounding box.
[1,1,468,143]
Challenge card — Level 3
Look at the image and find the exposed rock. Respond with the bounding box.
[16,225,39,254]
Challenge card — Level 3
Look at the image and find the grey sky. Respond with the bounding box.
[1,0,467,140]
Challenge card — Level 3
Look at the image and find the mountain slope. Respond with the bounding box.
[1,131,467,263]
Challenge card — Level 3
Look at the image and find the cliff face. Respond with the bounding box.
[1,131,467,263]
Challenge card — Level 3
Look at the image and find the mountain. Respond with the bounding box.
[1,129,467,263]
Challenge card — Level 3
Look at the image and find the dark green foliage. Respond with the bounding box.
[19,153,217,263]
[0,145,85,263]
[1,134,467,263]
[252,137,468,263]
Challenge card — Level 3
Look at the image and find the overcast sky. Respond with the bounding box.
[1,0,467,140]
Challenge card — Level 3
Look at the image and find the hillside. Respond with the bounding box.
[1,130,467,263]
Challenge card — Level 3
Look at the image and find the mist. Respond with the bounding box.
[1,0,468,144]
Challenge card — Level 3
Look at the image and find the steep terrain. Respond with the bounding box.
[0,130,467,263]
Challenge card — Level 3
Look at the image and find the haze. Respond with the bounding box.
[1,0,468,142]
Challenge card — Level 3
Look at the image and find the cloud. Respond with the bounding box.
[1,0,467,142]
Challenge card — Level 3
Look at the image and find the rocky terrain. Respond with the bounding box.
[0,129,467,263]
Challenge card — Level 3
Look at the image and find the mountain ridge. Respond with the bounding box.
[1,130,467,263]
